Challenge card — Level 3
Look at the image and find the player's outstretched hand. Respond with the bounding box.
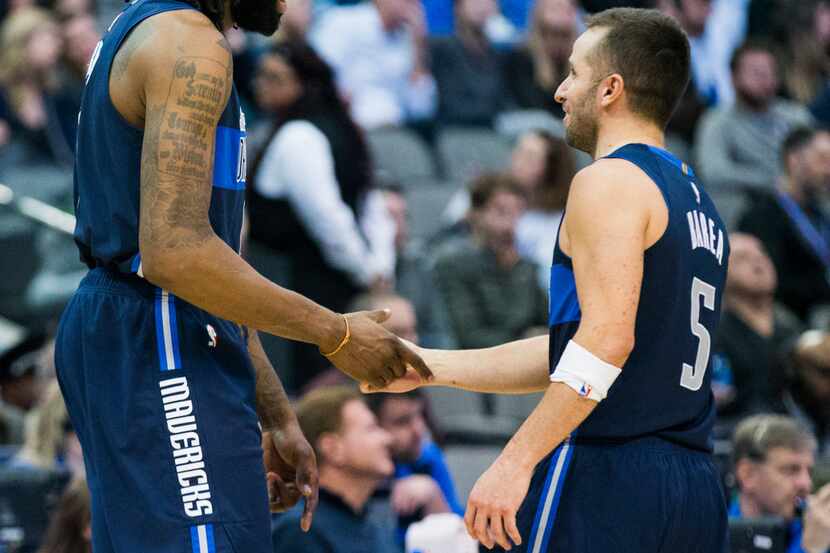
[465,457,531,550]
[360,339,434,394]
[326,309,433,389]
[262,424,319,532]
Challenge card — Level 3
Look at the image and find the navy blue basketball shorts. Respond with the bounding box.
[55,269,271,553]
[488,435,728,553]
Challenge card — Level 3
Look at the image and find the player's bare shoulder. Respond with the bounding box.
[560,157,668,254]
[110,9,232,128]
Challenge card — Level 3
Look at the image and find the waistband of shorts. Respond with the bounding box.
[571,433,711,455]
[78,267,162,299]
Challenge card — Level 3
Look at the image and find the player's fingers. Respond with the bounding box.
[400,343,433,381]
[475,508,493,549]
[267,472,292,512]
[488,512,512,551]
[505,509,522,547]
[389,352,407,379]
[294,452,318,532]
[464,502,477,538]
[300,485,318,532]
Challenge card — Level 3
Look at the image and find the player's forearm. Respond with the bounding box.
[499,382,597,470]
[142,234,343,351]
[248,329,298,432]
[425,335,550,393]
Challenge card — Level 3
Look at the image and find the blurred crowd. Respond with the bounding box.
[2,0,830,550]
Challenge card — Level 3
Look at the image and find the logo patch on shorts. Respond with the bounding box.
[206,324,217,348]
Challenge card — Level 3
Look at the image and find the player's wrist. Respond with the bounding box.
[315,311,348,355]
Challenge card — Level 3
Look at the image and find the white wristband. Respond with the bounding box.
[550,340,622,401]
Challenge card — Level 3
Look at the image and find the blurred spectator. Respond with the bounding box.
[737,127,830,321]
[782,1,830,106]
[274,0,312,45]
[696,41,813,191]
[36,477,91,553]
[54,12,100,154]
[503,0,578,118]
[712,233,802,418]
[352,291,419,344]
[367,390,462,543]
[731,414,830,553]
[10,380,84,477]
[0,331,46,413]
[658,0,748,108]
[0,7,73,166]
[784,331,830,457]
[48,0,95,19]
[433,173,548,349]
[512,130,575,288]
[429,0,505,126]
[310,0,437,129]
[380,187,454,348]
[271,386,399,553]
[247,42,395,389]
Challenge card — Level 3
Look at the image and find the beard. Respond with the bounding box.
[564,86,599,155]
[232,0,282,35]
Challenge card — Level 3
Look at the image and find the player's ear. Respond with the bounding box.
[599,73,624,107]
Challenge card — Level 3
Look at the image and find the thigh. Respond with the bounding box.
[56,288,272,553]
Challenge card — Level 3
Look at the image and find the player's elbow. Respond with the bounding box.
[578,331,635,368]
[139,224,213,288]
[602,334,635,367]
[139,247,181,289]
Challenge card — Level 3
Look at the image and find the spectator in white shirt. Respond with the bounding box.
[247,42,396,388]
[310,0,436,129]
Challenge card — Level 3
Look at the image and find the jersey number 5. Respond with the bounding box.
[680,277,716,391]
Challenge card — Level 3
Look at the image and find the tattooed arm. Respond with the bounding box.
[129,13,430,387]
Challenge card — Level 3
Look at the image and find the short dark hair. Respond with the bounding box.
[732,414,816,465]
[469,173,525,211]
[365,390,424,417]
[729,40,776,74]
[781,126,819,167]
[585,7,690,128]
[295,386,362,463]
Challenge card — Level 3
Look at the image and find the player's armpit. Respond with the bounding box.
[563,159,661,367]
[138,31,233,281]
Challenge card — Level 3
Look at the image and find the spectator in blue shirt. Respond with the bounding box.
[731,414,830,553]
[367,390,462,542]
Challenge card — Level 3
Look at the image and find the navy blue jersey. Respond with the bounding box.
[73,0,247,274]
[548,144,730,452]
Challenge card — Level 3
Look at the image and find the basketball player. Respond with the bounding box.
[53,0,431,551]
[369,8,730,552]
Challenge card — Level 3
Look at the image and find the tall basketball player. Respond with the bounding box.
[369,8,730,553]
[54,0,431,551]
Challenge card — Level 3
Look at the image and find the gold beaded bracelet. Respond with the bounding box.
[321,315,350,358]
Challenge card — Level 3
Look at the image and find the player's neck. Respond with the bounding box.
[592,120,665,160]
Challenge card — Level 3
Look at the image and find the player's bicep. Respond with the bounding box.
[567,163,650,359]
[139,49,231,258]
